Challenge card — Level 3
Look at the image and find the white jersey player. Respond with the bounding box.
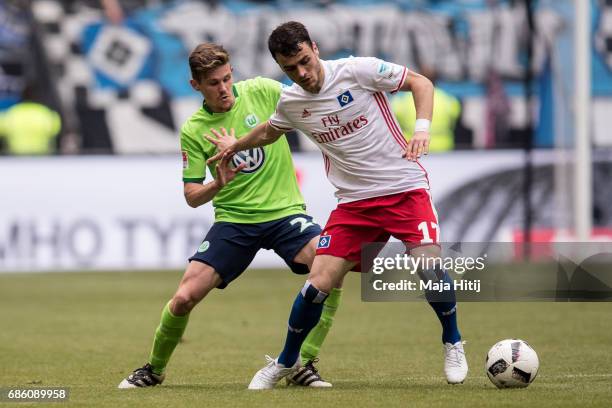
[268,56,429,203]
[208,21,468,389]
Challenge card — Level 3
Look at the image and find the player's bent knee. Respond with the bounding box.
[301,280,329,304]
[308,254,353,291]
[176,262,222,307]
[307,273,334,294]
[171,292,199,315]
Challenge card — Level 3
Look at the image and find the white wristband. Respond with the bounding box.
[414,119,431,132]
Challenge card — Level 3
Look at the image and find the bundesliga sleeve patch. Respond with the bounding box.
[377,62,391,76]
[317,235,332,249]
[182,150,189,169]
[377,61,397,79]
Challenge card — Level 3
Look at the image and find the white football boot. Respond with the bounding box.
[444,341,468,384]
[248,355,298,390]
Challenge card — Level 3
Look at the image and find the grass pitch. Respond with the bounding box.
[0,269,611,407]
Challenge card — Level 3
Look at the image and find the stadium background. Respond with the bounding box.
[2,0,612,271]
[0,2,611,407]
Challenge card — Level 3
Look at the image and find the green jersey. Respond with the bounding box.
[180,77,305,223]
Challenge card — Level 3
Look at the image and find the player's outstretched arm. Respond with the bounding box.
[183,155,246,208]
[398,70,434,161]
[206,122,284,164]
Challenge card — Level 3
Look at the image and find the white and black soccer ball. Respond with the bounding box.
[485,339,539,389]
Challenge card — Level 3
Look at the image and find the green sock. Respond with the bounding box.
[148,301,189,375]
[300,287,343,364]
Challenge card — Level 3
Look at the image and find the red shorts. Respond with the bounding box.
[316,189,440,271]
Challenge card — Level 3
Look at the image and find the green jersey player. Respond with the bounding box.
[118,43,342,389]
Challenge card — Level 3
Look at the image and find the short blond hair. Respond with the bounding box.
[189,43,230,81]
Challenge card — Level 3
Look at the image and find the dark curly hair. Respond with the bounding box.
[268,21,313,60]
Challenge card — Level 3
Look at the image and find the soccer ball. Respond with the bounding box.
[485,339,539,388]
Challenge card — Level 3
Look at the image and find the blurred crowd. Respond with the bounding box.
[0,0,557,155]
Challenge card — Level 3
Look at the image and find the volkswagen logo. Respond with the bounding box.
[232,148,265,173]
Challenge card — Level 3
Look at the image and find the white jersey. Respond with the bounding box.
[269,57,429,203]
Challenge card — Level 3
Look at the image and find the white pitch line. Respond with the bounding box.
[363,373,612,382]
[545,373,612,379]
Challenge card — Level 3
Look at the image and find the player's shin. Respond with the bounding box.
[418,268,461,344]
[148,301,190,375]
[299,287,342,364]
[277,281,328,367]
